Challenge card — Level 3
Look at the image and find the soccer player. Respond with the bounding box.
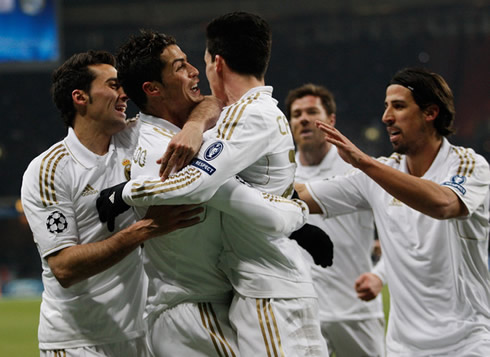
[20,50,205,356]
[99,30,309,356]
[286,83,386,357]
[100,12,328,356]
[296,68,490,356]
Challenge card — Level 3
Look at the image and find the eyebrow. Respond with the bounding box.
[172,58,185,67]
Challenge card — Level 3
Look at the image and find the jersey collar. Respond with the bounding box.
[63,127,115,169]
[138,112,181,133]
[234,85,275,105]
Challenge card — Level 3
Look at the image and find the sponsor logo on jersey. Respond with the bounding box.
[81,184,98,197]
[46,211,68,234]
[204,141,224,161]
[442,174,466,195]
[191,159,216,175]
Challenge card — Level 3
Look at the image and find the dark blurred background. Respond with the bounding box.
[1,0,489,291]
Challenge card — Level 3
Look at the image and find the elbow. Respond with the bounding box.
[427,199,467,220]
[51,267,76,289]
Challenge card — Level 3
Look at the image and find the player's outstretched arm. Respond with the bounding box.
[316,121,468,219]
[208,176,309,236]
[48,204,203,288]
[294,182,323,214]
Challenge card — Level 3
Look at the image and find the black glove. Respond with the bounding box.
[96,181,130,232]
[289,223,334,268]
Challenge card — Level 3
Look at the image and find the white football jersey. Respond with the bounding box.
[295,147,384,322]
[307,138,490,355]
[123,87,315,298]
[21,124,147,349]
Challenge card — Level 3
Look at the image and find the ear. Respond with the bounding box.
[423,104,439,122]
[214,55,225,74]
[328,113,336,126]
[142,81,162,97]
[72,89,88,105]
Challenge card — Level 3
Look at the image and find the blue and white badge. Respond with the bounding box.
[442,174,466,195]
[204,141,224,161]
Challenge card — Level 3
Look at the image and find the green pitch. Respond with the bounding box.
[0,287,391,355]
[0,298,40,356]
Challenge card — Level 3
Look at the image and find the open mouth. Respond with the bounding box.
[115,104,126,113]
[191,84,200,94]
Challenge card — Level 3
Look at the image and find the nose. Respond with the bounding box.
[189,63,199,78]
[382,106,393,125]
[118,87,129,102]
[298,112,312,125]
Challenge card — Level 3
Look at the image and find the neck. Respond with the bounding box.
[73,116,113,155]
[406,136,443,177]
[144,99,191,129]
[299,142,331,166]
[222,73,264,105]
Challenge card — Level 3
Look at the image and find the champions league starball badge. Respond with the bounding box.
[204,141,224,161]
[46,211,68,234]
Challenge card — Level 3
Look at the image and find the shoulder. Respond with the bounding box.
[22,140,72,202]
[376,153,403,168]
[24,140,71,177]
[448,144,489,170]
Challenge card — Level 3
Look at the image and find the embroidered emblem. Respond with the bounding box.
[442,175,466,195]
[204,141,224,161]
[46,211,68,234]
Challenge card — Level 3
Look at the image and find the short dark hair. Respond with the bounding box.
[116,30,177,111]
[51,50,115,127]
[285,83,336,119]
[206,12,271,80]
[389,67,456,137]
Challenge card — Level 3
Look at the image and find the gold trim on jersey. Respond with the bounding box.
[217,92,261,140]
[39,144,69,207]
[153,126,175,139]
[282,183,294,198]
[262,192,299,208]
[130,167,202,199]
[256,298,285,357]
[389,153,402,164]
[452,147,476,177]
[198,302,237,357]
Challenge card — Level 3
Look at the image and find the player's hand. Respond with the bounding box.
[316,121,371,169]
[355,272,383,301]
[96,182,130,232]
[157,121,203,181]
[143,204,204,236]
[289,223,334,267]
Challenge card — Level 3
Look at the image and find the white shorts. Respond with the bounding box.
[321,318,386,357]
[229,294,328,356]
[39,336,149,357]
[146,301,239,357]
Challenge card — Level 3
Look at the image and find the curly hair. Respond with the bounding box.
[116,30,177,111]
[51,50,115,127]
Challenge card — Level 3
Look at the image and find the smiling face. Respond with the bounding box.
[290,95,335,153]
[85,63,128,131]
[159,45,203,118]
[382,84,430,155]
